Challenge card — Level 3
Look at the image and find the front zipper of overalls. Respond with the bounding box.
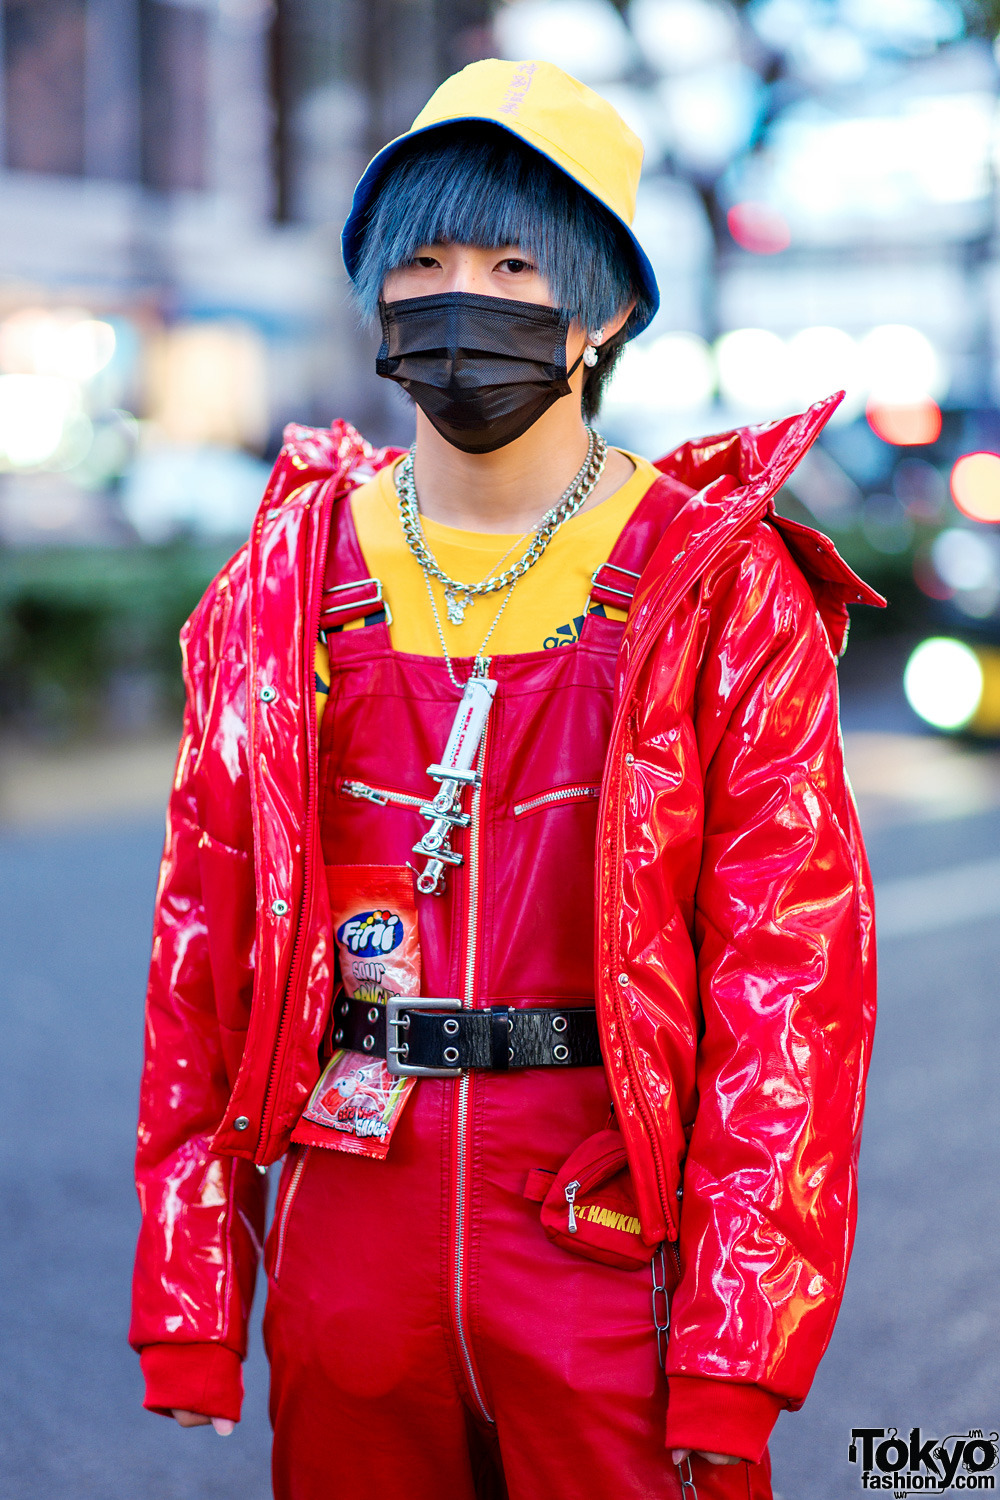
[451,691,494,1425]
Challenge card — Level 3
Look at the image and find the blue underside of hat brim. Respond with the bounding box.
[340,116,660,339]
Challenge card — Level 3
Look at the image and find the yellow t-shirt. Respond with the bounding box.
[315,450,658,720]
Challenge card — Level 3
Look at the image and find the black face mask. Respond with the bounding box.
[376,292,581,454]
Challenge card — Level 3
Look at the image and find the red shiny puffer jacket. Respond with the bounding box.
[130,393,880,1422]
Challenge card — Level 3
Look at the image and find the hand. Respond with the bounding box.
[171,1409,235,1436]
[672,1449,742,1466]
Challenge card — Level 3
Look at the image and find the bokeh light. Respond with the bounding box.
[492,0,633,82]
[894,457,947,520]
[951,452,1000,522]
[931,529,997,592]
[715,327,788,409]
[904,637,984,731]
[727,201,791,254]
[860,323,945,403]
[0,309,116,381]
[631,0,738,73]
[787,325,859,408]
[605,331,715,412]
[0,374,82,468]
[866,399,942,446]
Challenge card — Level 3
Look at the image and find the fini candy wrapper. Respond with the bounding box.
[295,865,423,1160]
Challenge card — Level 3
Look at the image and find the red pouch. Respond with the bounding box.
[524,1128,654,1271]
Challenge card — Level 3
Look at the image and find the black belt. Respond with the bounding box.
[332,995,602,1078]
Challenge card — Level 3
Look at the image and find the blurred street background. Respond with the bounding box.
[2,0,1000,1495]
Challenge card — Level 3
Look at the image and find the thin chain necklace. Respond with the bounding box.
[421,570,516,691]
[395,428,608,627]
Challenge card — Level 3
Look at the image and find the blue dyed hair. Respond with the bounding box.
[351,123,653,420]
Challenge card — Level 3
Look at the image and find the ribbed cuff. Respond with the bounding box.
[665,1375,783,1464]
[140,1343,244,1424]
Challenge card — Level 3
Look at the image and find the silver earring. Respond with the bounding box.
[583,327,604,368]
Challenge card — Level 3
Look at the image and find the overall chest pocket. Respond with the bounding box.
[512,782,601,818]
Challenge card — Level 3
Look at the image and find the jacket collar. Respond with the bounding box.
[264,396,883,670]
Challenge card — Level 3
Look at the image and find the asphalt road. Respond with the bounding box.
[1,799,998,1499]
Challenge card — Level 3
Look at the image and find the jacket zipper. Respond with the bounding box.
[604,737,677,1241]
[272,1146,310,1280]
[452,692,494,1425]
[338,777,424,809]
[256,486,330,1156]
[513,783,600,818]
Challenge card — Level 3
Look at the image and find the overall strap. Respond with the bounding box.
[319,487,390,635]
[589,471,694,613]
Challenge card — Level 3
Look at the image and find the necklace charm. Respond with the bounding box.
[444,587,473,626]
[413,673,497,895]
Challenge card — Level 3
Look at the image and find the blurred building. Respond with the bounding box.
[0,0,491,548]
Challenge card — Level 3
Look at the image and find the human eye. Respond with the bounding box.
[498,257,535,274]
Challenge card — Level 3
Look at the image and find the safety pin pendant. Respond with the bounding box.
[413,676,497,895]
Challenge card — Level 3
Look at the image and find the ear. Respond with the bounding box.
[601,299,637,342]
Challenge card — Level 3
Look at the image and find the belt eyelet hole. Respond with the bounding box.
[367,1006,379,1023]
[443,1018,460,1035]
[443,1045,460,1065]
[553,1043,569,1062]
[333,1027,344,1044]
[552,1015,568,1032]
[363,1034,375,1051]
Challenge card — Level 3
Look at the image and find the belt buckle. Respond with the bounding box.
[385,996,463,1078]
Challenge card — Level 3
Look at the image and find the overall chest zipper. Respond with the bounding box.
[338,777,424,809]
[452,703,494,1425]
[513,783,601,818]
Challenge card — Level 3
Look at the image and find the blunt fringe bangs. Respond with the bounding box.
[352,124,654,420]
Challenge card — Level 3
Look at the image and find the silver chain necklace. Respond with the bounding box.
[395,428,608,627]
[421,568,517,691]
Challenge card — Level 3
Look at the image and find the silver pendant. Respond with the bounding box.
[444,587,473,626]
[413,675,497,895]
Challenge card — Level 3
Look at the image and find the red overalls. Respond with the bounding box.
[261,489,773,1500]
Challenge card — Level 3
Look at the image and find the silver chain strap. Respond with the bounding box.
[395,428,608,624]
[651,1246,700,1500]
[651,1244,671,1372]
[677,1458,699,1499]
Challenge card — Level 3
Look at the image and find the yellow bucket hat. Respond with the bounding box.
[341,58,659,334]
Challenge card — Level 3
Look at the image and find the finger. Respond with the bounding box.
[671,1450,691,1465]
[211,1418,235,1437]
[700,1452,742,1465]
[171,1409,211,1428]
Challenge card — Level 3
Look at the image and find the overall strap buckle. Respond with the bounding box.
[589,561,641,609]
[319,577,391,636]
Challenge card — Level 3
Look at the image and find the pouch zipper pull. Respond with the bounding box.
[565,1179,581,1233]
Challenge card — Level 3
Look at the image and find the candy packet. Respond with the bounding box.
[293,865,422,1160]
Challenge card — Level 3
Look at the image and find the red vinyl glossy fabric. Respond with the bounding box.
[264,1092,771,1500]
[131,396,880,1450]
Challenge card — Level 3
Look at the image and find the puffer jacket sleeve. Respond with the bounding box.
[130,577,267,1421]
[663,523,876,1450]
